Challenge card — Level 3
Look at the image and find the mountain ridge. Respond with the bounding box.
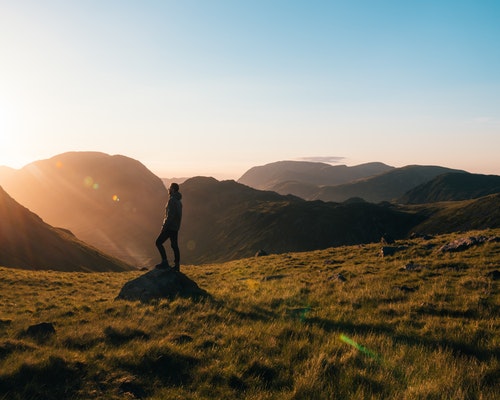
[237,161,466,203]
[238,160,394,190]
[2,153,499,268]
[0,185,133,271]
[399,172,500,204]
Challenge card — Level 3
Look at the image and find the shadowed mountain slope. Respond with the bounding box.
[0,186,133,271]
[0,152,168,267]
[409,193,500,234]
[179,177,422,264]
[238,161,394,190]
[399,172,500,204]
[313,165,464,203]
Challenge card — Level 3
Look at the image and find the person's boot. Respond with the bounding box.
[155,260,170,270]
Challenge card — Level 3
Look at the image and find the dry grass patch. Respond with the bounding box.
[0,229,499,399]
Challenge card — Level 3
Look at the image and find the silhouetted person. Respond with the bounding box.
[155,183,182,271]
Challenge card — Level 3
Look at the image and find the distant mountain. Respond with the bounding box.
[0,152,168,267]
[399,173,500,204]
[162,177,189,189]
[238,161,394,190]
[0,185,133,271]
[313,165,465,203]
[0,166,16,176]
[179,177,422,264]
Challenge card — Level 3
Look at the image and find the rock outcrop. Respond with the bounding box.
[439,235,499,253]
[116,269,209,303]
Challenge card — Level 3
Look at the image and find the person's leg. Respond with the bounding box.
[155,230,170,267]
[169,231,180,270]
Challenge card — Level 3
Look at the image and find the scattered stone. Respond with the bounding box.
[328,273,347,282]
[25,322,56,339]
[439,235,495,253]
[487,270,500,281]
[116,269,209,303]
[170,334,194,344]
[380,246,407,257]
[262,274,287,281]
[255,249,268,257]
[324,259,342,265]
[381,233,395,245]
[410,233,434,240]
[402,261,424,271]
[397,285,417,293]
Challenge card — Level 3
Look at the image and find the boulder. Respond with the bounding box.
[380,233,395,245]
[116,269,209,303]
[439,236,489,252]
[25,322,56,340]
[255,249,268,257]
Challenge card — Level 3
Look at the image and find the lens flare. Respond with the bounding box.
[84,177,100,190]
[83,176,93,187]
[339,334,381,361]
[112,195,120,202]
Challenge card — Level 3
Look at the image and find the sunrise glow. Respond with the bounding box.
[0,1,499,178]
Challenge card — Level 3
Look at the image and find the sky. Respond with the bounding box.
[1,0,499,179]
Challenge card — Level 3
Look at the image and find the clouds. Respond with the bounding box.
[297,157,346,164]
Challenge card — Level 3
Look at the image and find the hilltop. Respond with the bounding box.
[0,228,498,399]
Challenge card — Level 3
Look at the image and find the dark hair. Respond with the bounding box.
[170,183,180,192]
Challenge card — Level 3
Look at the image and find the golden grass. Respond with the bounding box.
[0,228,499,399]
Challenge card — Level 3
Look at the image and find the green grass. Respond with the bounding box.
[1,229,499,399]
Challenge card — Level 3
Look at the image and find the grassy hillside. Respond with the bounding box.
[408,193,500,234]
[400,172,500,204]
[1,229,498,399]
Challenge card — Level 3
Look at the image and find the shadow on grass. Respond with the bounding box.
[0,356,85,400]
[104,326,150,346]
[306,317,500,362]
[119,346,199,387]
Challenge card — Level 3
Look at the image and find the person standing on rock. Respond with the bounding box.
[155,183,182,271]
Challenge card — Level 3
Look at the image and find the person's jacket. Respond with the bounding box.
[162,191,182,231]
